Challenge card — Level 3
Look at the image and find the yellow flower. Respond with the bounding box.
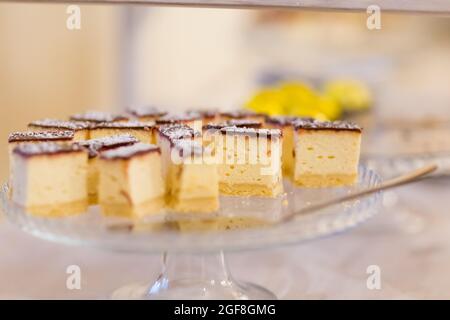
[317,95,341,120]
[245,88,284,116]
[246,81,344,120]
[324,79,372,112]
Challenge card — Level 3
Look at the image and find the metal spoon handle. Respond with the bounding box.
[281,164,438,222]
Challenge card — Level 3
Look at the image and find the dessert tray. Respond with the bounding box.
[1,165,382,299]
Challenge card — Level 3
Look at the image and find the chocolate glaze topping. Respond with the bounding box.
[227,119,262,128]
[30,119,91,130]
[219,110,262,119]
[202,123,227,130]
[186,110,217,119]
[13,142,84,157]
[100,143,160,160]
[265,116,313,126]
[70,111,128,123]
[219,127,282,138]
[294,119,362,132]
[203,120,262,130]
[8,130,74,143]
[126,106,168,118]
[158,124,200,142]
[156,113,201,124]
[92,121,155,130]
[75,134,138,158]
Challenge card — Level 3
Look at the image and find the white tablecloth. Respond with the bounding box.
[1,179,449,299]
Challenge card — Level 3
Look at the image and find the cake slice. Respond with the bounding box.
[157,124,201,180]
[29,119,90,140]
[8,131,75,187]
[75,135,138,204]
[217,127,283,197]
[70,111,129,123]
[89,121,156,144]
[265,116,314,178]
[98,143,165,218]
[126,106,168,122]
[293,119,362,187]
[165,139,219,213]
[10,143,88,216]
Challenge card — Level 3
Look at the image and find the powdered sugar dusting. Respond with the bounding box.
[265,116,312,126]
[8,130,74,142]
[294,119,362,132]
[30,119,91,130]
[203,120,262,130]
[220,127,282,138]
[226,119,262,128]
[158,124,200,141]
[156,113,201,124]
[186,109,217,119]
[127,106,167,118]
[75,134,138,158]
[220,110,260,119]
[100,143,160,160]
[92,121,155,129]
[70,111,128,123]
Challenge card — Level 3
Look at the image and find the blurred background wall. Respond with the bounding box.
[128,8,254,108]
[0,3,120,179]
[0,3,449,180]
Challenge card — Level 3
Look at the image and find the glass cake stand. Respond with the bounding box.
[362,151,450,234]
[1,165,382,300]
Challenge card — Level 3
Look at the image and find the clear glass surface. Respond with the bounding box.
[363,150,450,235]
[1,166,382,299]
[1,165,381,254]
[111,251,278,300]
[363,152,450,180]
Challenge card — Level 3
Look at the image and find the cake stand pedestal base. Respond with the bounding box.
[111,251,277,300]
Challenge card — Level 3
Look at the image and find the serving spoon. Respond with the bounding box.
[280,163,438,223]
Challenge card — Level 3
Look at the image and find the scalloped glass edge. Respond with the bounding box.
[1,165,382,253]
